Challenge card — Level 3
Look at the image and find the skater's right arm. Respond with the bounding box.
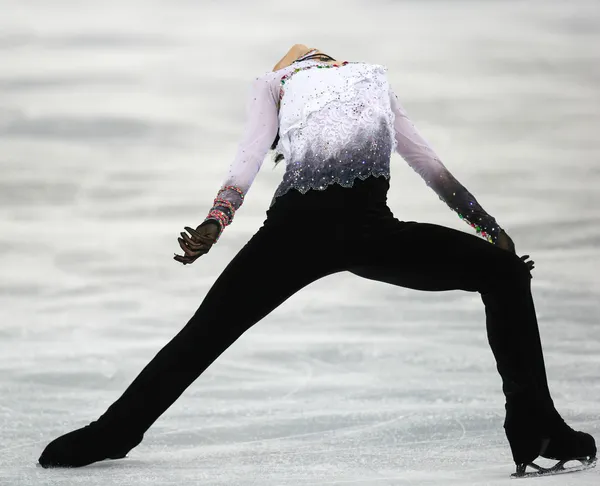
[201,71,281,239]
[174,71,281,265]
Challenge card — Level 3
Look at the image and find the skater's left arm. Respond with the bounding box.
[388,86,502,245]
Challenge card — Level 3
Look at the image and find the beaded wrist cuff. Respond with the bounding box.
[213,198,236,217]
[204,209,229,242]
[457,213,499,244]
[202,185,246,242]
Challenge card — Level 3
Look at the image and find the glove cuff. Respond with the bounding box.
[201,213,224,242]
[203,185,245,242]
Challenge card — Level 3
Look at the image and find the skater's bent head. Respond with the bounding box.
[272,44,336,72]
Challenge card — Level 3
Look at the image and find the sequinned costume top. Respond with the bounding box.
[204,58,502,244]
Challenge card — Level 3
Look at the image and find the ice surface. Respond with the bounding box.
[1,0,599,484]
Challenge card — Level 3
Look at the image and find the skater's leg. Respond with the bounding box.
[349,217,550,406]
[39,213,343,468]
[346,212,594,464]
[99,222,341,434]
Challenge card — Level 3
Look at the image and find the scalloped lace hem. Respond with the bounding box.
[269,170,390,207]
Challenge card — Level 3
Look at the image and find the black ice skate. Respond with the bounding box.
[506,410,596,478]
[38,421,143,468]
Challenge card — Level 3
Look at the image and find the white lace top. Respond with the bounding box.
[204,59,501,244]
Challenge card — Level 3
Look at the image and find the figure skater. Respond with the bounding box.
[39,44,596,476]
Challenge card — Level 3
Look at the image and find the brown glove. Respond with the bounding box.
[497,228,535,274]
[173,221,220,265]
[497,229,516,253]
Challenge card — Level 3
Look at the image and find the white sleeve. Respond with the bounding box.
[202,73,279,237]
[389,86,502,244]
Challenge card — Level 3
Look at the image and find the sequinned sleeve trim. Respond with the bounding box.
[389,87,502,244]
[202,73,279,240]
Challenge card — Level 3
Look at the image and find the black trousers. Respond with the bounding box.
[99,176,555,437]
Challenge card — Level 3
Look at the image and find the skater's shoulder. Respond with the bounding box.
[250,70,279,85]
[249,69,287,94]
[247,61,391,104]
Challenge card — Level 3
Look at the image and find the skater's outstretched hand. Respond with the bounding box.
[173,222,220,265]
[497,229,535,274]
[520,255,535,274]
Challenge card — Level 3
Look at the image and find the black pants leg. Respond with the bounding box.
[347,215,553,414]
[98,199,347,434]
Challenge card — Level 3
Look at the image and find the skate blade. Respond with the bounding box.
[511,456,597,478]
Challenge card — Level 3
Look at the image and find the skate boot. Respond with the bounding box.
[505,406,596,478]
[38,420,143,468]
[538,412,596,466]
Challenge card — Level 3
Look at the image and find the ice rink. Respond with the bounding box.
[1,0,599,484]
